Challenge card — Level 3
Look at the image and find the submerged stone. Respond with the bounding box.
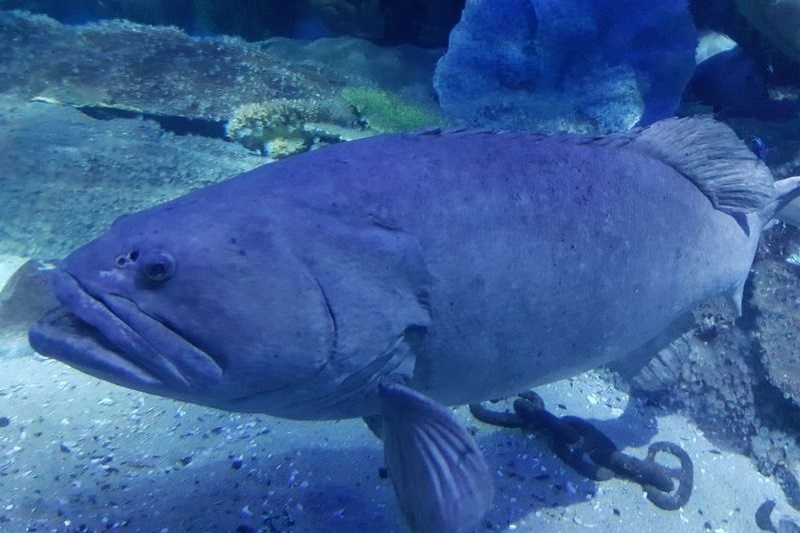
[752,233,800,408]
[0,10,338,121]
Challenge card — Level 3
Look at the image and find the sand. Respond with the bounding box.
[0,348,795,533]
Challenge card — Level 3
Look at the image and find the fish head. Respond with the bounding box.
[28,197,338,413]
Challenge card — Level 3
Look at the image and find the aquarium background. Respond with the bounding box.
[1,1,800,532]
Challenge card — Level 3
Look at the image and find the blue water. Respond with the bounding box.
[1,2,800,532]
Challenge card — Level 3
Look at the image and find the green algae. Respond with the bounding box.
[340,87,440,133]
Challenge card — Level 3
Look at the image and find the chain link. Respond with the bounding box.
[469,390,693,510]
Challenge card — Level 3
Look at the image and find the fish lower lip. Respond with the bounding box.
[29,307,166,389]
[31,269,222,392]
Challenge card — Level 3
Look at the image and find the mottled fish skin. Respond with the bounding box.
[29,118,798,418]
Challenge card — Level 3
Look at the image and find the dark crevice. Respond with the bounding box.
[77,105,227,140]
[736,271,760,332]
[750,338,800,431]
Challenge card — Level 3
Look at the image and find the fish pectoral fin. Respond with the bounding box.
[378,379,493,533]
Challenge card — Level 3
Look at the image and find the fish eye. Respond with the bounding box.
[139,251,176,282]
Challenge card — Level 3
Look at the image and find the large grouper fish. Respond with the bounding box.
[28,117,800,532]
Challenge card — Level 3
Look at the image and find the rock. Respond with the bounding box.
[0,256,28,291]
[260,36,442,100]
[613,296,757,451]
[0,10,450,283]
[0,0,466,47]
[0,11,442,157]
[305,0,465,47]
[694,32,738,63]
[0,10,341,121]
[692,0,800,85]
[751,230,800,408]
[0,256,56,357]
[684,47,770,112]
[0,94,263,258]
[735,0,800,65]
[433,0,697,132]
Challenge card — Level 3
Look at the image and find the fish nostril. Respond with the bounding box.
[115,250,140,268]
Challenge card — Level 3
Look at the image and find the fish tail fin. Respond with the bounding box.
[758,175,800,226]
[377,379,493,533]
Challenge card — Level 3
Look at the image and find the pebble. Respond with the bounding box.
[0,416,9,427]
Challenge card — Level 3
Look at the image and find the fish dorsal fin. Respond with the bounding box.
[415,118,775,215]
[626,117,776,215]
[530,118,774,214]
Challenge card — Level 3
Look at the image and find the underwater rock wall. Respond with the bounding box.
[0,11,338,122]
[0,11,442,257]
[0,95,264,258]
[752,229,800,411]
[692,0,800,86]
[617,225,800,508]
[434,0,697,132]
[735,0,800,65]
[0,10,442,158]
[0,0,466,46]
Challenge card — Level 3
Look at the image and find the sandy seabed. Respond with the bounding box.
[0,347,791,533]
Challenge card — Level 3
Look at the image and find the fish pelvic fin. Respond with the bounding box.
[377,379,493,533]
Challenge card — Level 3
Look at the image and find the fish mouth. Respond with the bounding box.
[28,269,223,394]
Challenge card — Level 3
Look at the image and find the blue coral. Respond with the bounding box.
[434,0,698,132]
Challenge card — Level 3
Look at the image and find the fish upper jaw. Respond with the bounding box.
[28,268,223,395]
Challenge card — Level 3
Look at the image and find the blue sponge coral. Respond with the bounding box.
[434,0,697,132]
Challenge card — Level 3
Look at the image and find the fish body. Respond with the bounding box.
[29,117,800,533]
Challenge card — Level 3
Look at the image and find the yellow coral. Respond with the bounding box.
[226,97,362,157]
[265,137,308,159]
[225,98,323,154]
